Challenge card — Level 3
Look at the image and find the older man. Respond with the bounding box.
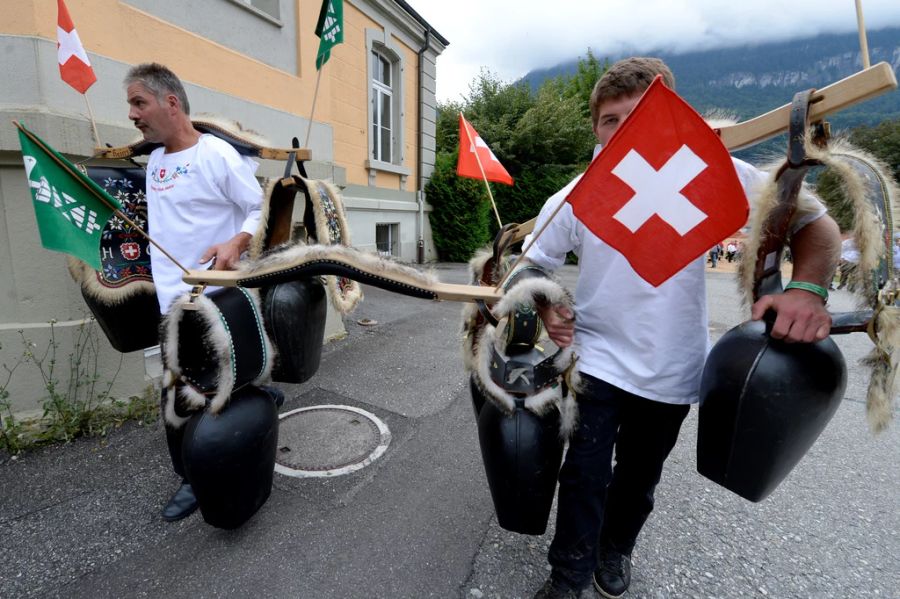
[125,63,263,521]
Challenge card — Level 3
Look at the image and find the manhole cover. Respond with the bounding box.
[275,404,391,478]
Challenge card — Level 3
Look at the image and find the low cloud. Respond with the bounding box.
[414,0,900,102]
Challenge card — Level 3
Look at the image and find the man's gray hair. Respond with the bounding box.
[125,63,191,115]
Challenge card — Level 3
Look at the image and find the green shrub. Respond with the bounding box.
[1,319,158,454]
[494,164,584,233]
[426,150,492,261]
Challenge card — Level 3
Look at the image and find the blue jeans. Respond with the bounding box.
[548,374,690,590]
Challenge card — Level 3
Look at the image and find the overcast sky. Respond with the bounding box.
[412,0,900,103]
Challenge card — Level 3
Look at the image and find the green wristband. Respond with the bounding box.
[785,280,828,301]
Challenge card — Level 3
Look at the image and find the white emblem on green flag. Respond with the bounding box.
[16,123,120,270]
[315,0,343,70]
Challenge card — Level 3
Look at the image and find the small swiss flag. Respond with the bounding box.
[457,114,513,186]
[566,76,748,286]
[57,0,97,94]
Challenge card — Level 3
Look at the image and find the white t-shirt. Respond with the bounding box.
[146,134,262,313]
[524,157,825,404]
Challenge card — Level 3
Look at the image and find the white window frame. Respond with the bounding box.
[376,223,400,257]
[372,50,393,164]
[365,29,411,182]
[226,0,282,24]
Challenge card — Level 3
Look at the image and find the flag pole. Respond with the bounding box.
[459,113,503,228]
[854,0,871,69]
[83,93,102,150]
[303,67,324,149]
[496,195,568,289]
[14,120,191,275]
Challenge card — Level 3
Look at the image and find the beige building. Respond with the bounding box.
[0,0,448,414]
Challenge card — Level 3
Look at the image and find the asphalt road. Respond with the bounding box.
[1,263,897,598]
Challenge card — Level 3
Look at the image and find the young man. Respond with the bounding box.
[527,57,840,598]
[125,63,264,521]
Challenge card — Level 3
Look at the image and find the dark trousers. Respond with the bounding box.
[160,389,186,478]
[548,374,690,590]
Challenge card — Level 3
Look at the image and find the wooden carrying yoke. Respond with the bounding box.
[94,118,312,162]
[716,62,897,151]
[185,245,504,303]
[503,62,899,247]
[71,118,315,354]
[183,62,898,303]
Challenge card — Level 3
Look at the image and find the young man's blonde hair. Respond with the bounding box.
[589,57,675,128]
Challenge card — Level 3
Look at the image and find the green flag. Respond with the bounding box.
[15,122,120,270]
[315,0,343,70]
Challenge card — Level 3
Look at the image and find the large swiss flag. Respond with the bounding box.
[567,76,748,286]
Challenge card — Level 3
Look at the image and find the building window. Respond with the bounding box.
[376,223,400,257]
[227,0,281,22]
[365,30,410,180]
[372,50,393,163]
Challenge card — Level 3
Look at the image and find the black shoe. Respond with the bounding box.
[161,482,199,522]
[532,578,582,599]
[593,548,631,598]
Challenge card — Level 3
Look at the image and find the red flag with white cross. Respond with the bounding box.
[57,0,97,94]
[566,76,748,286]
[457,114,514,186]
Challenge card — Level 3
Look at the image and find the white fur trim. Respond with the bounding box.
[463,259,580,437]
[300,178,364,313]
[248,177,277,259]
[805,138,899,307]
[192,115,272,148]
[67,256,156,304]
[163,384,191,429]
[160,288,273,426]
[238,243,457,317]
[738,135,900,433]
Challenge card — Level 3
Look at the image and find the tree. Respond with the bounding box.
[510,85,596,169]
[562,48,607,120]
[426,51,608,258]
[425,150,492,262]
[814,168,854,233]
[434,99,464,155]
[815,118,900,232]
[850,118,900,183]
[463,69,535,165]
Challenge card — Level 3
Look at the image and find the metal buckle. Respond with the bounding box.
[182,284,207,311]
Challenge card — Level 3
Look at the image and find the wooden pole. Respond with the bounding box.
[83,93,102,150]
[14,120,190,274]
[855,0,871,69]
[716,62,895,150]
[459,112,504,228]
[303,67,324,149]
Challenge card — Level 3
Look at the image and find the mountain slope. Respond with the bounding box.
[522,27,900,131]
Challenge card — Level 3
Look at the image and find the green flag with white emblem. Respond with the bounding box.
[315,0,343,70]
[15,122,120,270]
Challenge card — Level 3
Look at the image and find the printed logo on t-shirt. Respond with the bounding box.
[150,163,190,184]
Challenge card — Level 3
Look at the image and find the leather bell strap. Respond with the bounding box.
[177,288,269,399]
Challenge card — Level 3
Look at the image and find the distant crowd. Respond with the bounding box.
[708,240,743,268]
